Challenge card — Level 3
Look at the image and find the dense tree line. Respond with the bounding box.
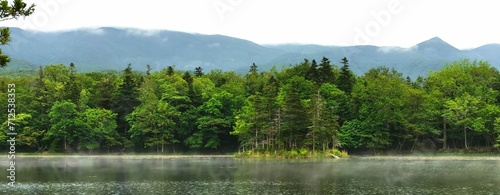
[1,58,500,154]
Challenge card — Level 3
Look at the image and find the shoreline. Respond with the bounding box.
[352,155,500,161]
[7,153,500,160]
[13,154,235,159]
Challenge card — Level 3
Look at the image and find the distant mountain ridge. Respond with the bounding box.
[2,27,499,78]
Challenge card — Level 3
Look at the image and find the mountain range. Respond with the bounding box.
[2,27,499,78]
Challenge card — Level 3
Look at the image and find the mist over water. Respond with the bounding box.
[1,157,499,194]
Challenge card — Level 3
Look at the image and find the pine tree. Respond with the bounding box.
[114,64,141,136]
[337,57,356,94]
[262,75,280,149]
[195,67,203,77]
[250,63,258,73]
[146,64,152,76]
[166,66,174,76]
[318,57,335,84]
[64,63,80,104]
[307,59,320,84]
[245,63,261,95]
[282,83,308,149]
[96,74,116,110]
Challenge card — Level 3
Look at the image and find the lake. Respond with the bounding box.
[1,156,500,194]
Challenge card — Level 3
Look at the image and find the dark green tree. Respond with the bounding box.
[307,59,320,83]
[146,64,152,76]
[195,66,203,77]
[166,66,174,76]
[282,80,308,149]
[337,57,356,94]
[64,63,80,104]
[114,64,141,137]
[245,63,261,95]
[318,57,335,84]
[95,73,117,110]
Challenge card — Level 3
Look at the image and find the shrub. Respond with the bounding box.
[299,148,309,157]
[331,149,349,158]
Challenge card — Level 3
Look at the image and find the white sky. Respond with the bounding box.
[4,0,499,49]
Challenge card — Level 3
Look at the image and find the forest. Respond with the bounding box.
[1,58,500,155]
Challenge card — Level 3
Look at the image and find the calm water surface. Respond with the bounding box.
[1,156,500,194]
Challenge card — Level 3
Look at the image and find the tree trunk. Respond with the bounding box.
[312,128,315,153]
[442,118,447,150]
[255,126,258,150]
[64,137,67,153]
[411,135,419,152]
[464,126,468,150]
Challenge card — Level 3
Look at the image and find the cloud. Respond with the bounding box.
[85,28,105,35]
[125,29,160,37]
[378,45,418,53]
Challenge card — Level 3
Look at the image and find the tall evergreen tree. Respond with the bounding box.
[146,64,152,76]
[96,73,117,110]
[64,63,80,104]
[245,63,261,95]
[337,57,356,94]
[282,82,308,149]
[318,57,335,84]
[195,66,204,77]
[249,63,258,73]
[166,66,174,76]
[114,64,141,137]
[307,59,320,83]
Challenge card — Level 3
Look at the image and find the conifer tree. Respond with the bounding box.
[318,57,335,84]
[337,57,356,94]
[114,64,141,136]
[195,67,203,77]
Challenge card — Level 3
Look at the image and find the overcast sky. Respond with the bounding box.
[5,0,499,49]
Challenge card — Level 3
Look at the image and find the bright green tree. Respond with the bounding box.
[44,101,86,152]
[79,108,120,152]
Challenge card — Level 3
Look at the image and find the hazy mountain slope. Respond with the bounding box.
[266,37,499,78]
[2,28,499,78]
[4,27,284,72]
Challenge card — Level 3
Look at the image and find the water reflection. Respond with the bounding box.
[0,157,499,194]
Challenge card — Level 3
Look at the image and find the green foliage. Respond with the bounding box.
[0,0,35,68]
[4,58,500,154]
[318,57,336,85]
[331,149,349,158]
[299,148,309,156]
[44,100,86,152]
[113,64,141,136]
[79,108,119,151]
[126,76,180,152]
[337,57,356,94]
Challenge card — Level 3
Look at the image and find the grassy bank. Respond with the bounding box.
[235,149,349,159]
